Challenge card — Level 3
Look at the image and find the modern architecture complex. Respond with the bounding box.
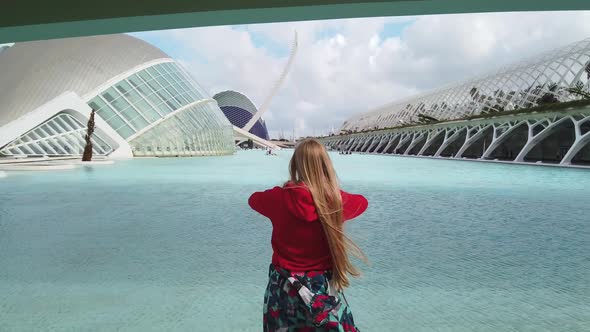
[323,37,590,166]
[0,34,235,159]
[214,90,269,140]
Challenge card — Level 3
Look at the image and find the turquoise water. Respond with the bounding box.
[1,151,589,331]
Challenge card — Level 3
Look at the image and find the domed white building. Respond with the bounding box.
[0,34,234,158]
[213,90,270,140]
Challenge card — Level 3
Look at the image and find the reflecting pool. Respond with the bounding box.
[1,151,589,331]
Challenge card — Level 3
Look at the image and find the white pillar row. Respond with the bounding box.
[366,135,383,152]
[561,114,590,165]
[380,133,400,153]
[455,124,493,158]
[344,138,355,150]
[344,138,354,149]
[348,138,361,152]
[481,120,527,160]
[404,131,427,155]
[394,133,412,154]
[354,137,366,151]
[380,134,397,152]
[359,136,374,152]
[338,138,349,151]
[514,116,570,162]
[434,128,465,157]
[350,138,359,151]
[370,135,384,151]
[357,137,368,152]
[417,129,444,156]
[364,135,379,152]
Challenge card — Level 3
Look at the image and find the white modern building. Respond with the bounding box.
[342,38,590,132]
[213,90,270,140]
[0,34,235,159]
[324,37,590,166]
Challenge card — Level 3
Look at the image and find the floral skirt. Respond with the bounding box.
[263,264,360,332]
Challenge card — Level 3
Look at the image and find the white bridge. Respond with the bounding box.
[233,125,279,149]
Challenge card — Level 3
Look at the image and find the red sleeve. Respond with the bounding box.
[248,187,282,219]
[341,191,368,222]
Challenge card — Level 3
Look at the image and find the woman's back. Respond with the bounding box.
[249,181,368,271]
[249,138,368,332]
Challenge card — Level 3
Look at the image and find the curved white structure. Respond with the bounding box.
[342,38,590,132]
[243,31,298,132]
[213,90,270,140]
[0,34,234,158]
[323,37,590,167]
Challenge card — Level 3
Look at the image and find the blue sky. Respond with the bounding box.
[133,19,414,62]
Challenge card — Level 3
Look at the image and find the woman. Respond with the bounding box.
[249,138,369,331]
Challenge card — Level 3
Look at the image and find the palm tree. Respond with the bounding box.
[566,81,590,99]
[417,113,439,124]
[82,109,96,161]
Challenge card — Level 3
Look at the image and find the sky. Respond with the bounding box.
[132,11,590,139]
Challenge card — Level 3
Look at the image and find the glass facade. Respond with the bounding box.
[87,61,234,156]
[343,38,590,132]
[88,61,211,140]
[0,113,113,157]
[130,102,235,157]
[218,106,269,140]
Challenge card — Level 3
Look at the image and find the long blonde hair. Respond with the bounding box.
[288,138,367,289]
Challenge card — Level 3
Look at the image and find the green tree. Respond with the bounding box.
[566,81,590,99]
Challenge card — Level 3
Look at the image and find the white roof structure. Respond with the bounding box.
[342,37,590,132]
[0,34,234,158]
[0,35,167,129]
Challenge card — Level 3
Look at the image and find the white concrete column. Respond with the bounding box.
[455,124,493,158]
[514,117,569,162]
[481,121,527,160]
[380,134,399,154]
[434,127,465,157]
[417,129,444,156]
[394,133,412,154]
[561,115,590,165]
[404,132,426,155]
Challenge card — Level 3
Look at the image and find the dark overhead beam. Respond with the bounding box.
[2,0,590,43]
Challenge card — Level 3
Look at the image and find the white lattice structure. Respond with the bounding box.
[342,38,590,132]
[322,37,590,167]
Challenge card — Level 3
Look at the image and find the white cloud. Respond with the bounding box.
[137,11,590,138]
[295,100,320,114]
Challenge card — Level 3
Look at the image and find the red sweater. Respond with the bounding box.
[248,182,368,271]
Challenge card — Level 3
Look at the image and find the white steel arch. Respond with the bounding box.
[243,31,298,132]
